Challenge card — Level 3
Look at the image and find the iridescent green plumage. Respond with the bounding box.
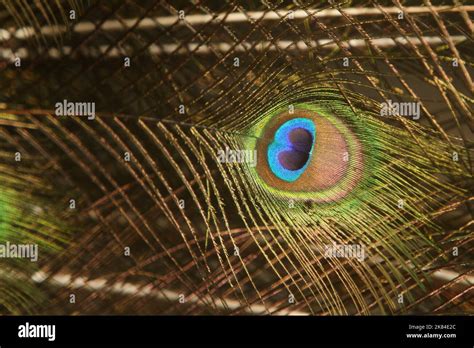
[0,161,69,314]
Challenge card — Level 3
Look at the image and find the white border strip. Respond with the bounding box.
[31,268,472,314]
[5,6,474,40]
[31,271,309,315]
[0,35,466,61]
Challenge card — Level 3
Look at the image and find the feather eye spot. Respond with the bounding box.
[267,118,316,182]
[249,104,365,203]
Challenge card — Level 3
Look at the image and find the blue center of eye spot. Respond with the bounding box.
[267,118,316,182]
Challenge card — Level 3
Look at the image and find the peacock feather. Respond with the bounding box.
[0,0,472,315]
